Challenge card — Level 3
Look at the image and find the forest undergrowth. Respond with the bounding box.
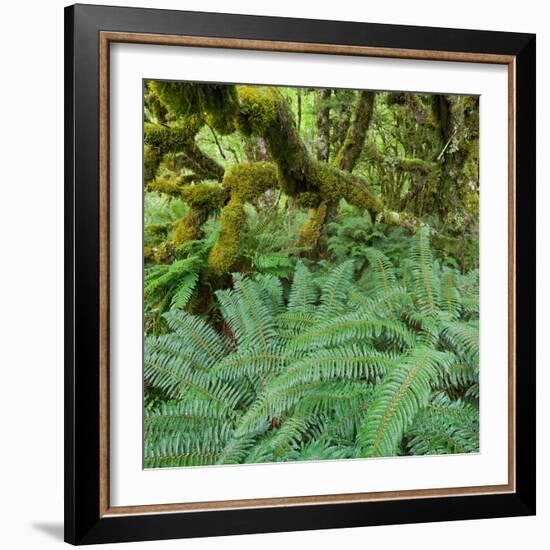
[142,81,480,467]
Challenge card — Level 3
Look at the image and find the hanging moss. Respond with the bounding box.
[144,122,197,153]
[173,208,208,246]
[311,162,383,213]
[207,199,247,275]
[148,80,239,134]
[147,175,183,197]
[144,122,224,182]
[222,162,278,202]
[205,111,235,136]
[180,183,228,210]
[236,86,312,196]
[295,192,323,209]
[297,203,328,248]
[235,86,277,136]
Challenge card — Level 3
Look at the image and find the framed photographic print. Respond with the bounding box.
[64,3,536,545]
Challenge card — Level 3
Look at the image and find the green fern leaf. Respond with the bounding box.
[357,347,454,457]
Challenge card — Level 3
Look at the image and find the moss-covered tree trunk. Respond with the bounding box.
[315,89,331,162]
[144,82,424,275]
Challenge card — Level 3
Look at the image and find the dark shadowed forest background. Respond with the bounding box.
[142,81,480,468]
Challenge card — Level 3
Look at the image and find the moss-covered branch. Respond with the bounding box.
[315,89,331,162]
[208,198,247,275]
[363,145,437,176]
[234,86,383,241]
[144,83,443,274]
[334,91,375,172]
[144,122,225,183]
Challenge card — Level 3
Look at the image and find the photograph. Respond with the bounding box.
[142,80,481,468]
[60,2,536,544]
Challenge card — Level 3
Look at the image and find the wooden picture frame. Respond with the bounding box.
[65,3,536,545]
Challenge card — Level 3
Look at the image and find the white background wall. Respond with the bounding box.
[0,0,546,547]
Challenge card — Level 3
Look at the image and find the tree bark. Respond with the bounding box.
[333,91,375,172]
[315,89,331,162]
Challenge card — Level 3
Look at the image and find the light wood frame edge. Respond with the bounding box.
[98,31,517,518]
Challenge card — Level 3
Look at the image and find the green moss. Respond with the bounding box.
[144,83,169,122]
[222,162,278,202]
[205,111,235,135]
[144,122,197,153]
[148,81,239,133]
[147,175,183,197]
[147,241,176,264]
[144,245,155,263]
[173,208,208,246]
[311,162,383,213]
[145,222,174,239]
[394,157,434,175]
[333,91,375,172]
[144,145,161,183]
[295,192,322,209]
[144,122,224,182]
[172,185,228,247]
[236,86,313,196]
[235,86,277,136]
[297,203,327,248]
[181,183,228,210]
[207,199,247,275]
[379,210,419,231]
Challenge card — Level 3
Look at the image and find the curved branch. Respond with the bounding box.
[333,91,375,172]
[144,123,225,182]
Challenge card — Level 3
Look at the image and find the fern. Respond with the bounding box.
[357,347,454,457]
[406,392,479,455]
[144,239,211,330]
[408,227,440,315]
[144,230,479,467]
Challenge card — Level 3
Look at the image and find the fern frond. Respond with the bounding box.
[144,255,479,467]
[233,348,392,436]
[433,360,478,390]
[212,346,292,384]
[253,273,284,316]
[288,311,416,352]
[357,347,454,457]
[144,424,233,468]
[145,400,232,439]
[261,410,328,461]
[216,432,264,465]
[439,269,461,318]
[361,247,397,290]
[144,344,242,414]
[285,441,354,461]
[287,260,318,314]
[163,310,228,368]
[408,227,440,315]
[276,311,316,336]
[348,284,411,318]
[315,260,355,322]
[440,320,479,366]
[406,392,479,455]
[170,272,199,309]
[250,252,293,277]
[217,274,279,349]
